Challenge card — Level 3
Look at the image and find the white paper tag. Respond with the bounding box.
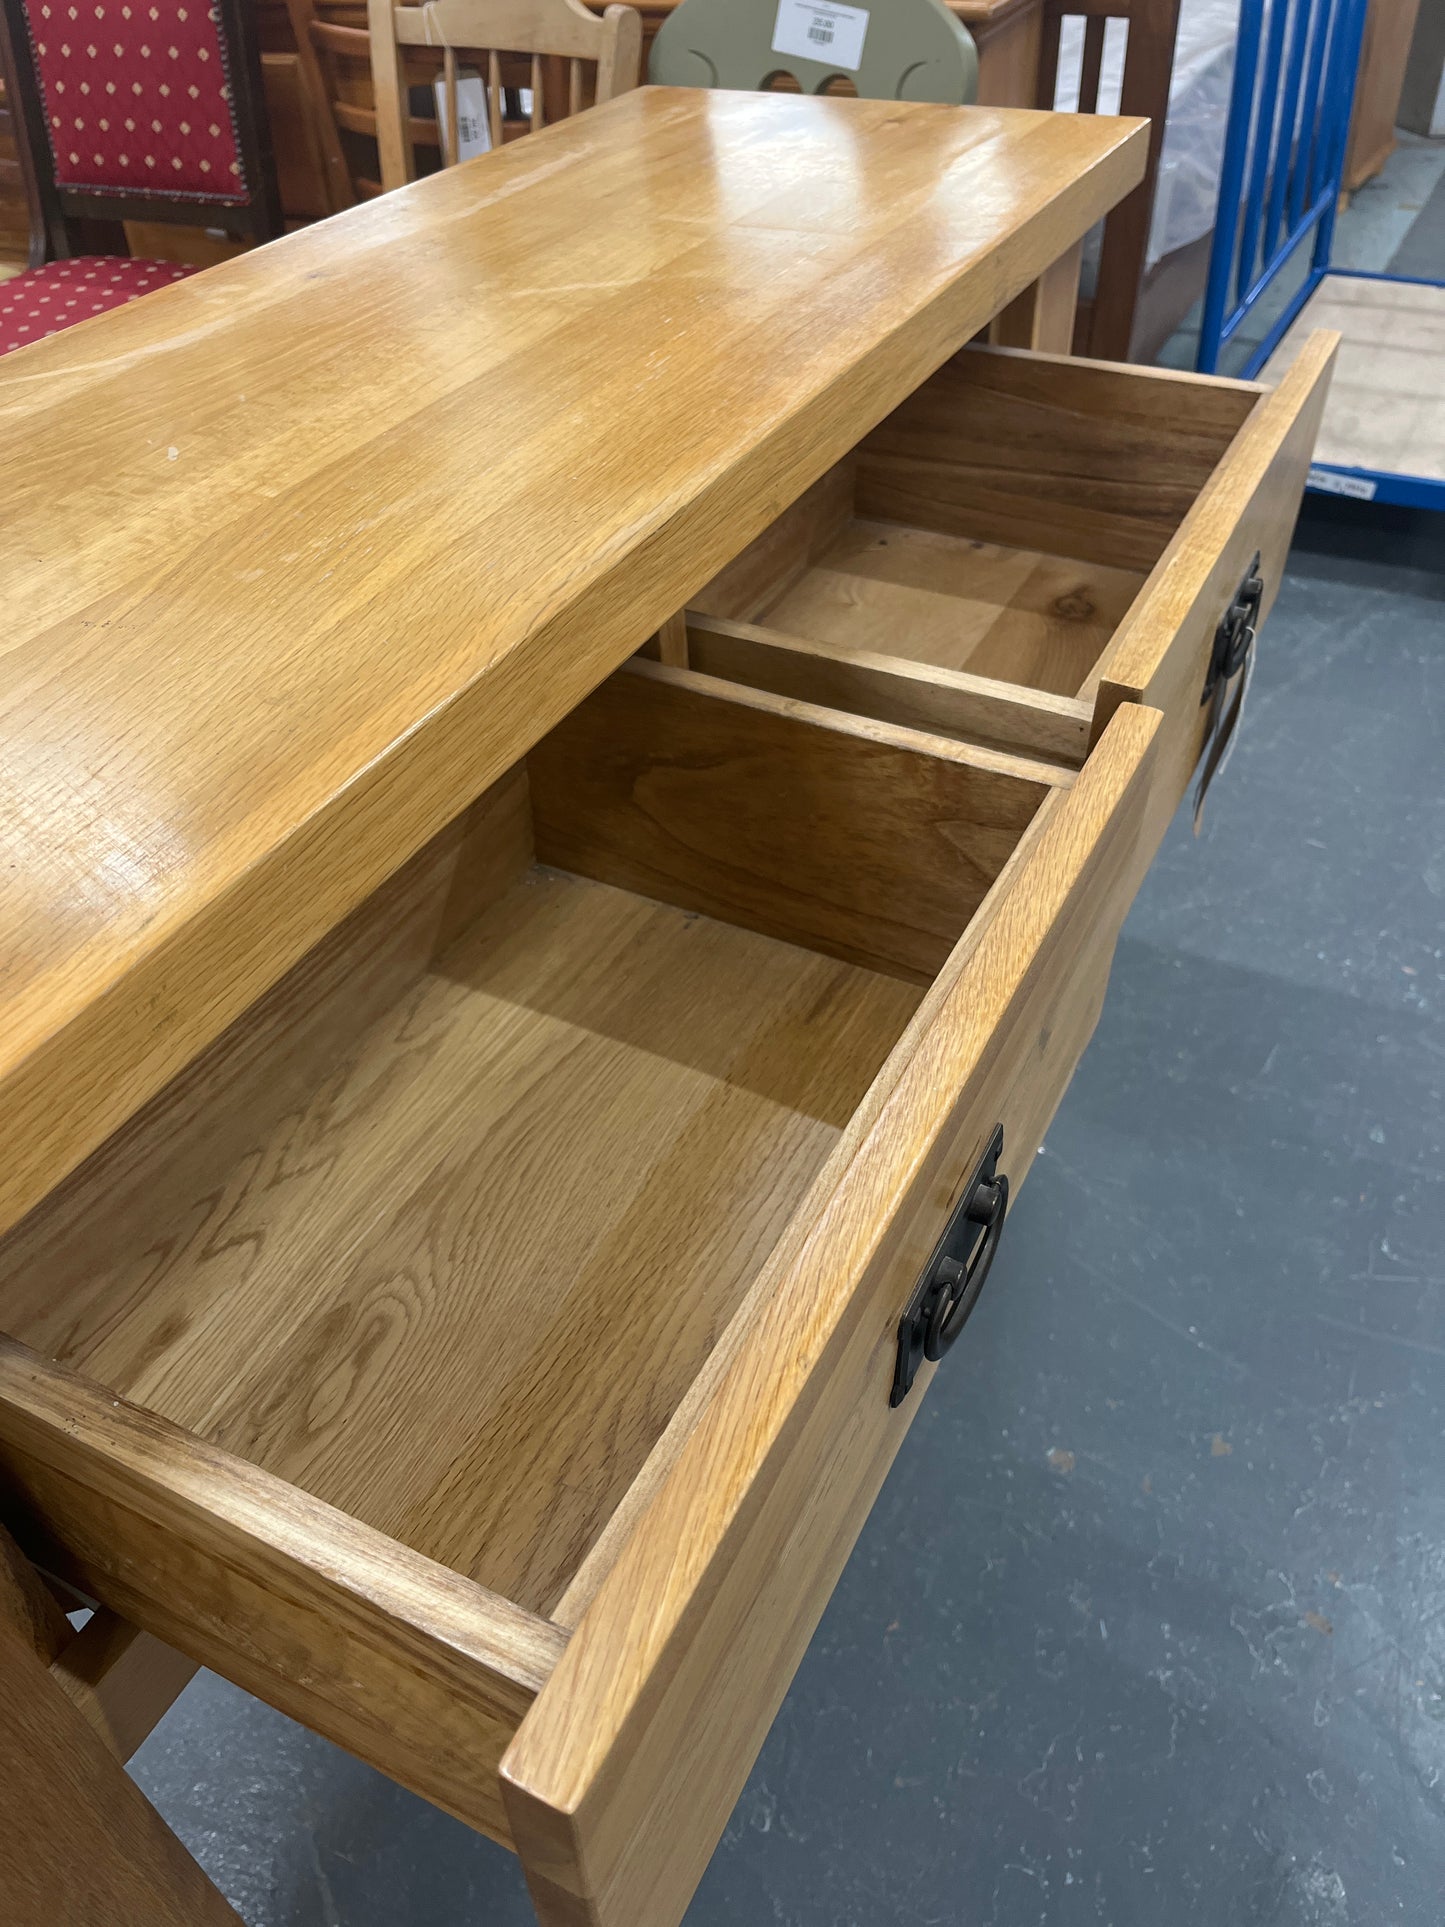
[434,69,493,162]
[1308,465,1376,500]
[771,0,870,71]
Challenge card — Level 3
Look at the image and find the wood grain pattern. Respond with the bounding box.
[684,612,1092,767]
[855,341,1258,573]
[0,93,1147,1243]
[762,516,1146,697]
[0,1618,242,1927]
[687,459,856,622]
[1091,332,1336,864]
[502,704,1161,1927]
[0,1338,567,1843]
[530,661,1061,984]
[0,859,921,1616]
[0,764,534,1343]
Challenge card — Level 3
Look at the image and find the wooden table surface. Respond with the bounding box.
[0,87,1145,1239]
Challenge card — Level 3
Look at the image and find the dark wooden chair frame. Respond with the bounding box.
[0,0,284,260]
[0,1,44,265]
[1037,0,1183,362]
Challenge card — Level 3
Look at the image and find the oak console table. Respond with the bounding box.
[0,87,1332,1927]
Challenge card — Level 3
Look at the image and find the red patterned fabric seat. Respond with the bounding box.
[0,252,197,354]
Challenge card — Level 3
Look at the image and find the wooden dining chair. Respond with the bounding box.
[368,0,642,191]
[1036,0,1181,360]
[0,0,283,353]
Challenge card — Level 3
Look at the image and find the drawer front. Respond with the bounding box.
[0,1339,566,1846]
[500,704,1160,1927]
[1089,331,1336,861]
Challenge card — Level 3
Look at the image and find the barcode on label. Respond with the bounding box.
[772,0,869,70]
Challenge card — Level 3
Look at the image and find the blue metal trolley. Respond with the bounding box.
[1195,0,1445,511]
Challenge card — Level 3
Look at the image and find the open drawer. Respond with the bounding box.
[0,662,1157,1925]
[673,333,1336,866]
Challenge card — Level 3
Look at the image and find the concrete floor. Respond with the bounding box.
[129,508,1445,1924]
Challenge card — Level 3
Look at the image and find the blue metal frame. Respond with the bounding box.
[1196,0,1370,377]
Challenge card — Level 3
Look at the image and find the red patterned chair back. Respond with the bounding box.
[0,0,282,254]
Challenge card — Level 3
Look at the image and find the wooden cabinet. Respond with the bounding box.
[0,89,1332,1927]
[1343,0,1423,192]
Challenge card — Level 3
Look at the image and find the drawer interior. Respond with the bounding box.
[0,663,1067,1631]
[675,346,1261,764]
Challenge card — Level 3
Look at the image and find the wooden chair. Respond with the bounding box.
[286,0,390,203]
[0,0,283,353]
[649,0,978,103]
[1037,0,1180,361]
[369,0,642,192]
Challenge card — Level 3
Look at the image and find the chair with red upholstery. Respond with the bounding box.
[0,0,282,355]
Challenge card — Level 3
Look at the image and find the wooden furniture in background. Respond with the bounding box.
[1039,0,1181,360]
[369,0,641,190]
[0,0,284,345]
[0,0,283,258]
[648,0,978,101]
[0,88,1331,1926]
[630,0,1038,97]
[1343,0,1423,192]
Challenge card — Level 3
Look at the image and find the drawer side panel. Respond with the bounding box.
[501,704,1160,1927]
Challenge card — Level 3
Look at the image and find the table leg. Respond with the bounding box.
[988,240,1084,355]
[1,1525,239,1927]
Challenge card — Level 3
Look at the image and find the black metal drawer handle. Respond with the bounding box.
[1194,552,1264,832]
[891,1125,1008,1407]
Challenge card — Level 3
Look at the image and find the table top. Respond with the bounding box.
[0,87,1145,1237]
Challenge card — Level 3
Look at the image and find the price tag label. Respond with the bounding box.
[434,69,493,162]
[771,0,870,72]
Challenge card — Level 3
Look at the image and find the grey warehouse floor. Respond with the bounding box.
[130,504,1445,1927]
